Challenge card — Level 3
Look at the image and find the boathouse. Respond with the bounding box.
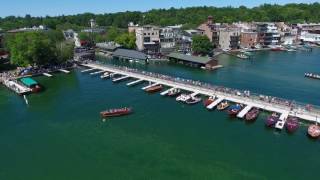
[112,48,149,63]
[166,52,219,69]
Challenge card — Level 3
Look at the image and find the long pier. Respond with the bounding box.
[81,63,320,123]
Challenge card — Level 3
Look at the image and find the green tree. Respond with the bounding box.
[7,32,56,66]
[56,41,74,63]
[107,26,120,41]
[192,35,213,56]
[78,32,91,41]
[115,33,136,49]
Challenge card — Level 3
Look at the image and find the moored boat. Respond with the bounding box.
[285,116,299,133]
[100,107,132,118]
[307,124,320,138]
[217,101,229,110]
[227,104,243,117]
[203,96,215,107]
[176,94,190,102]
[305,73,320,80]
[145,84,163,93]
[185,96,202,105]
[245,108,260,121]
[167,88,181,97]
[19,77,42,93]
[265,113,279,127]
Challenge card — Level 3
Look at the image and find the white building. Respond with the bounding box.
[300,31,320,43]
[135,25,160,53]
[160,25,182,49]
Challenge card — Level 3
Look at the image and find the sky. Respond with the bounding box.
[0,0,318,17]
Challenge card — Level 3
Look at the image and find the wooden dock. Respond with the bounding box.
[59,69,70,74]
[43,73,53,77]
[81,68,95,73]
[207,97,224,110]
[112,76,130,82]
[142,82,160,90]
[80,63,320,123]
[237,105,253,119]
[90,70,106,75]
[127,79,144,86]
[160,87,176,96]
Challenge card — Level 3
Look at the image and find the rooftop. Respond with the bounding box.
[167,52,213,64]
[113,48,148,60]
[20,77,38,87]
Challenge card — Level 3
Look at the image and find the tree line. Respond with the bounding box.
[1,3,320,31]
[5,31,74,67]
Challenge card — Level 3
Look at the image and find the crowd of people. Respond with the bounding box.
[92,61,316,112]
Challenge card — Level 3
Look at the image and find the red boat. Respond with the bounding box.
[307,124,320,138]
[145,85,163,93]
[100,107,132,118]
[245,108,260,121]
[203,96,215,107]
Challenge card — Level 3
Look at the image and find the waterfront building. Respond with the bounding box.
[300,31,320,43]
[198,16,221,48]
[96,42,121,54]
[166,52,219,69]
[74,47,95,61]
[128,22,140,33]
[240,31,258,48]
[159,25,183,54]
[256,23,281,46]
[112,48,148,63]
[297,23,320,34]
[184,29,204,36]
[219,27,241,50]
[135,25,160,54]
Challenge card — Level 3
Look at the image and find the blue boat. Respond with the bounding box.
[227,104,242,117]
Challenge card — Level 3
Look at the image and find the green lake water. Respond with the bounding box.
[0,49,320,180]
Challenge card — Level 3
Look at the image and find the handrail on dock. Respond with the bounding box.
[80,62,320,123]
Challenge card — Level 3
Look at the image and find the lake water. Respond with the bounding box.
[0,49,320,179]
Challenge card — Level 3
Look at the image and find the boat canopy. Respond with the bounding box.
[20,77,38,87]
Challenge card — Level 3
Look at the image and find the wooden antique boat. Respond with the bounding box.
[145,85,163,93]
[100,107,132,118]
[265,113,279,127]
[307,124,320,138]
[285,117,299,133]
[217,101,229,110]
[245,108,260,121]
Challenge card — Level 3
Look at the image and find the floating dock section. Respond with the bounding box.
[127,79,144,86]
[3,80,31,95]
[43,73,53,77]
[79,63,320,123]
[59,69,70,74]
[90,70,106,75]
[142,83,160,90]
[275,111,289,130]
[207,97,224,110]
[160,87,176,96]
[237,105,253,118]
[100,73,110,79]
[81,68,95,73]
[112,76,130,82]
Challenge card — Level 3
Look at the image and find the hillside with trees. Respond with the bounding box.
[0,3,319,31]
